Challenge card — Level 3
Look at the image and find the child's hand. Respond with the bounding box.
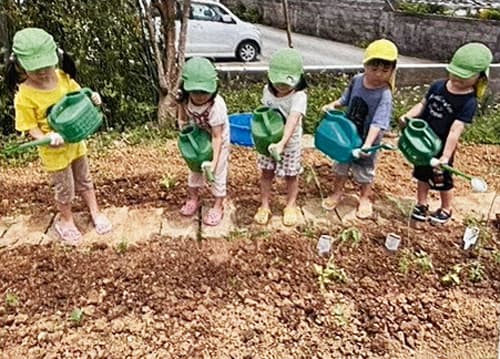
[321,104,334,113]
[91,92,102,106]
[399,116,408,129]
[47,132,64,147]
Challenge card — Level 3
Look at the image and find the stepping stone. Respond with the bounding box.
[1,214,53,248]
[334,195,358,223]
[161,209,198,240]
[201,201,237,239]
[302,198,342,225]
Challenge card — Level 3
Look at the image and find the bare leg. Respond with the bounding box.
[285,175,299,208]
[359,183,372,207]
[416,180,430,205]
[260,169,275,209]
[56,202,76,228]
[80,189,100,220]
[327,175,348,202]
[213,196,224,212]
[439,189,453,211]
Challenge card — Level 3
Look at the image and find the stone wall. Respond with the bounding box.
[222,0,500,62]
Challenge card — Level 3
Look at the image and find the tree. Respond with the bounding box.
[140,0,190,124]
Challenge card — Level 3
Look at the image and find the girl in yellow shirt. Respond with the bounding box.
[6,27,112,244]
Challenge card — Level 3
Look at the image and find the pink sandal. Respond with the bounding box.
[93,214,112,235]
[203,207,224,226]
[180,199,200,216]
[54,222,82,246]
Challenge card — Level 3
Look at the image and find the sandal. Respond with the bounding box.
[254,207,271,225]
[54,222,82,246]
[93,213,112,235]
[203,207,224,226]
[180,199,200,217]
[283,206,300,227]
[322,196,341,211]
[356,201,373,219]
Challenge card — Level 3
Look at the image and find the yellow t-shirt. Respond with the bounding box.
[15,69,87,172]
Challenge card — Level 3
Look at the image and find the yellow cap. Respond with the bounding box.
[363,39,398,64]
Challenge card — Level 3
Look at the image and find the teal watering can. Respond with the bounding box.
[314,110,394,163]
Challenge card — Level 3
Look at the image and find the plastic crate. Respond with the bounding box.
[229,113,254,147]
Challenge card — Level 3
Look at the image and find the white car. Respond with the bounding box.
[156,0,262,62]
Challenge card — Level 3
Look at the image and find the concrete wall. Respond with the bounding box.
[222,0,500,62]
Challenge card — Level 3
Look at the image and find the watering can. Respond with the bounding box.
[314,110,394,163]
[178,124,214,179]
[4,88,103,154]
[399,118,487,192]
[398,118,442,167]
[251,106,284,161]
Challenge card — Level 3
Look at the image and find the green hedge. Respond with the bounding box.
[0,0,157,134]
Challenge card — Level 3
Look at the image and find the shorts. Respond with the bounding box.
[334,161,375,184]
[50,156,94,204]
[258,141,302,177]
[413,164,454,191]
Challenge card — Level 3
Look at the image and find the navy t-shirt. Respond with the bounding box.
[421,79,477,141]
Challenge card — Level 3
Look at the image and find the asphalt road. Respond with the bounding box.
[217,24,433,68]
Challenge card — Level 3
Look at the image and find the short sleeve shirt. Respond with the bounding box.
[186,94,230,145]
[14,70,87,172]
[340,74,392,141]
[420,79,477,141]
[261,86,307,149]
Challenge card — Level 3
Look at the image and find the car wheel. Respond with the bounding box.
[237,41,258,62]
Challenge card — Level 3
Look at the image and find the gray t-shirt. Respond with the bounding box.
[340,73,392,141]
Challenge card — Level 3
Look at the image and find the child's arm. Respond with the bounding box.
[28,128,64,147]
[321,99,343,112]
[362,126,382,149]
[274,111,303,153]
[439,120,465,164]
[210,124,223,171]
[400,99,426,127]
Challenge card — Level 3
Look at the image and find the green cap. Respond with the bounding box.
[268,48,304,87]
[182,57,218,93]
[12,28,58,72]
[447,42,493,79]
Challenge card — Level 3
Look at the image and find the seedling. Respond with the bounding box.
[226,228,248,241]
[492,250,500,265]
[5,292,19,308]
[339,227,362,247]
[441,264,463,286]
[314,260,348,290]
[160,174,177,190]
[333,304,349,326]
[468,261,486,283]
[397,250,413,275]
[414,250,433,272]
[301,221,319,239]
[304,165,324,200]
[116,238,129,254]
[69,308,84,325]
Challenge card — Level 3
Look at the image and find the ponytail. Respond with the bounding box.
[5,53,25,94]
[58,49,77,79]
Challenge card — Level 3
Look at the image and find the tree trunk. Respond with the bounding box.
[282,0,293,48]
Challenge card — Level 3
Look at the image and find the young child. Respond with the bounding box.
[400,42,493,225]
[177,57,230,226]
[253,48,307,227]
[6,27,112,244]
[321,39,398,219]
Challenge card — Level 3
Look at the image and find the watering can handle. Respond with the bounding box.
[440,163,472,181]
[17,137,51,151]
[186,132,200,154]
[201,161,215,183]
[361,143,395,154]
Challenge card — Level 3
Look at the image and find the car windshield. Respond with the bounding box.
[190,3,228,22]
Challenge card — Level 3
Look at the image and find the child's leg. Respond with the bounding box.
[181,172,203,216]
[416,180,430,205]
[73,156,112,234]
[260,169,275,209]
[440,190,453,211]
[285,175,299,208]
[204,148,228,226]
[352,163,375,219]
[323,163,349,210]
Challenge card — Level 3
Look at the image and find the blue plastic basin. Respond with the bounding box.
[229,113,254,147]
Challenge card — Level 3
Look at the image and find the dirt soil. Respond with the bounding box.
[1,141,499,358]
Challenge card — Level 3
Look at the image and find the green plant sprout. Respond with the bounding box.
[116,238,129,254]
[160,174,178,190]
[70,308,84,325]
[5,292,19,308]
[340,227,362,247]
[414,250,433,272]
[398,250,413,275]
[333,304,349,326]
[468,261,486,283]
[314,260,349,290]
[441,264,463,286]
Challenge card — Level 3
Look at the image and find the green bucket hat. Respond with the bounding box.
[182,57,218,93]
[268,48,304,87]
[446,42,493,79]
[12,28,58,72]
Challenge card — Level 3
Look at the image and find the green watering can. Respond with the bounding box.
[399,118,488,192]
[178,124,214,182]
[314,110,395,163]
[251,106,284,162]
[4,88,103,154]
